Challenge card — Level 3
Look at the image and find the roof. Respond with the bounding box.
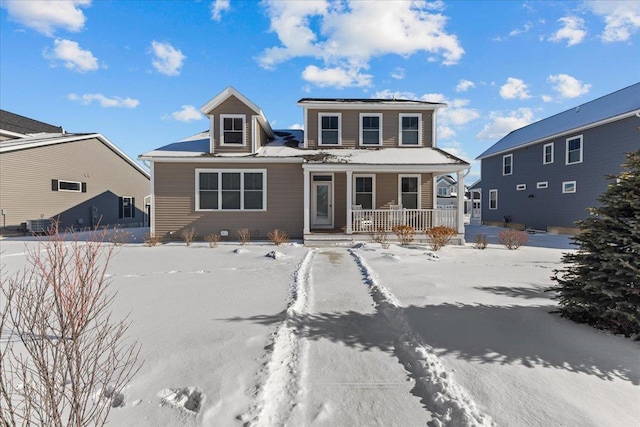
[0,109,63,136]
[297,98,446,110]
[1,133,150,179]
[477,82,640,160]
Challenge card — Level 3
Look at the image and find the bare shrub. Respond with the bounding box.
[425,226,457,251]
[236,228,251,246]
[391,225,416,245]
[369,227,387,245]
[498,229,528,249]
[108,227,133,246]
[144,232,161,247]
[0,223,141,427]
[267,229,289,246]
[204,234,220,248]
[180,228,197,246]
[474,233,488,250]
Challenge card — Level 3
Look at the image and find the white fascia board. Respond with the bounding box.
[296,101,446,111]
[302,163,468,173]
[0,129,28,139]
[139,156,303,164]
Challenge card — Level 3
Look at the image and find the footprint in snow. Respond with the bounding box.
[233,248,250,254]
[158,387,204,414]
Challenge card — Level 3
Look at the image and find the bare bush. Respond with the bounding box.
[474,233,488,250]
[497,229,528,250]
[425,226,457,251]
[180,228,197,246]
[236,228,251,246]
[0,223,141,427]
[267,229,289,246]
[108,227,133,246]
[204,234,220,248]
[391,225,416,245]
[369,227,389,247]
[144,232,161,247]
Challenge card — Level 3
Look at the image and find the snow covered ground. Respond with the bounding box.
[1,226,638,426]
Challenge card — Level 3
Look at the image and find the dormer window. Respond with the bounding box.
[360,113,382,146]
[319,113,341,145]
[399,114,421,146]
[220,114,245,145]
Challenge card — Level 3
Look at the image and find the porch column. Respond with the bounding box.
[456,170,465,235]
[303,168,310,235]
[346,170,353,234]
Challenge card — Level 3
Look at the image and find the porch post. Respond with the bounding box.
[346,170,353,234]
[456,170,465,235]
[303,168,310,235]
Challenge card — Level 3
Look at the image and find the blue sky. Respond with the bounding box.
[1,0,639,182]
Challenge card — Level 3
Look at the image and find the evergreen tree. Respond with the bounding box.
[551,149,640,339]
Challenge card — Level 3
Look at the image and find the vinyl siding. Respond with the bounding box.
[210,95,255,154]
[0,138,149,230]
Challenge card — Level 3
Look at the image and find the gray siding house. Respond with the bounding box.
[476,83,640,233]
[0,111,150,233]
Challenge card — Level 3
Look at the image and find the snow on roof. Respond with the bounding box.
[477,82,640,159]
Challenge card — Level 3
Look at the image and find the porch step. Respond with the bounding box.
[303,234,354,247]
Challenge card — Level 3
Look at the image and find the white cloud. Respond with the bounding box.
[290,123,304,130]
[68,93,139,108]
[301,65,372,88]
[547,74,591,98]
[549,16,587,46]
[500,77,532,100]
[2,0,90,36]
[44,39,98,72]
[390,67,405,80]
[584,1,640,42]
[165,105,203,122]
[455,79,475,92]
[541,94,554,103]
[259,0,463,88]
[477,108,535,140]
[150,41,186,76]
[494,23,532,41]
[210,0,230,21]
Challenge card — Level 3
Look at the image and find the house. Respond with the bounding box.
[476,82,640,234]
[139,87,471,245]
[467,179,482,224]
[0,110,150,233]
[436,174,471,213]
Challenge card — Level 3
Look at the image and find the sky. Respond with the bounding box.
[1,0,639,183]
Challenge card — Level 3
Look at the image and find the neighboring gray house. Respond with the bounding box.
[436,174,470,213]
[0,110,150,233]
[476,82,640,233]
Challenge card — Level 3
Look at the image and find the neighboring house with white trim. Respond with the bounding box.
[476,82,640,234]
[140,87,471,244]
[0,110,150,233]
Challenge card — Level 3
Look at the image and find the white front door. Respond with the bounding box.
[311,179,333,228]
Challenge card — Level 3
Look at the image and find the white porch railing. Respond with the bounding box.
[351,209,457,233]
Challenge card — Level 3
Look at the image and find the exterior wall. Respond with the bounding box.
[210,95,255,154]
[480,115,639,230]
[0,138,150,231]
[154,161,304,239]
[305,109,434,149]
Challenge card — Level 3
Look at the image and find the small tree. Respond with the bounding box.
[550,149,640,339]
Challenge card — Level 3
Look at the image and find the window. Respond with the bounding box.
[537,181,548,189]
[543,143,554,164]
[196,169,266,211]
[220,115,245,145]
[566,135,583,164]
[399,114,421,146]
[438,187,448,196]
[120,196,134,218]
[354,175,375,209]
[562,181,576,193]
[503,154,513,175]
[489,189,498,210]
[399,175,420,209]
[516,184,526,191]
[52,179,85,193]
[319,113,341,145]
[360,113,382,146]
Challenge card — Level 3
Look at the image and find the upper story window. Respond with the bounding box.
[399,175,420,209]
[360,113,382,146]
[196,169,266,211]
[319,113,341,145]
[52,179,85,193]
[220,114,245,145]
[566,135,583,164]
[399,114,421,146]
[503,154,513,175]
[543,143,554,164]
[437,187,448,196]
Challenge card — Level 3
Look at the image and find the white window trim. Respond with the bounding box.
[562,180,576,194]
[399,113,422,146]
[121,196,134,218]
[318,112,342,146]
[503,154,513,176]
[58,179,82,192]
[220,114,246,146]
[489,189,498,210]
[195,168,267,211]
[565,135,583,165]
[516,184,526,191]
[398,174,421,209]
[543,143,554,164]
[359,113,383,146]
[537,181,548,189]
[353,174,376,209]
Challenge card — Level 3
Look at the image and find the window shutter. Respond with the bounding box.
[52,179,58,191]
[118,197,124,219]
[131,197,136,218]
[81,182,87,193]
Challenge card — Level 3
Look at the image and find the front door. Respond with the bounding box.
[311,178,333,228]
